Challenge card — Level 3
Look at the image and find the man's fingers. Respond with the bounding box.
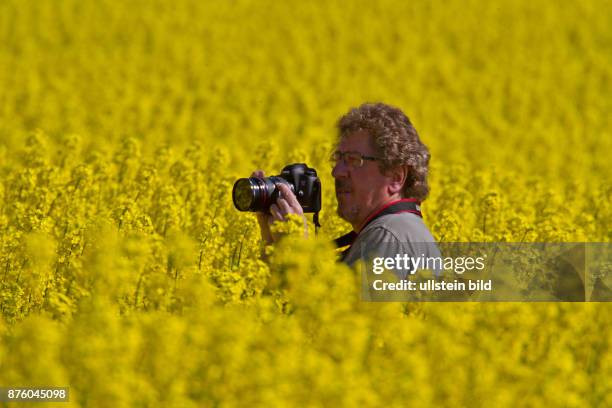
[269,204,284,222]
[251,170,265,178]
[276,184,303,214]
[277,197,292,215]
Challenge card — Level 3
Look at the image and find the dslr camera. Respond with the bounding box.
[232,163,321,214]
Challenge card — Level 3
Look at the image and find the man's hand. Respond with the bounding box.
[251,170,308,244]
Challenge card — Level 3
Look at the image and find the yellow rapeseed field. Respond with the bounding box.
[0,0,610,406]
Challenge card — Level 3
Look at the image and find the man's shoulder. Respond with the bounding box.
[342,212,440,268]
[361,212,436,243]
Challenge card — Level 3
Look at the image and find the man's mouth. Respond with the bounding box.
[335,181,352,197]
[337,193,351,204]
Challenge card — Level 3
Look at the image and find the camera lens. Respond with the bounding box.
[232,176,295,212]
[232,177,272,211]
[233,178,256,211]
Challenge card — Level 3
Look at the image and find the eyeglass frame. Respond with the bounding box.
[330,150,382,168]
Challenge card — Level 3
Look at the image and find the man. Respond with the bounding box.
[253,102,439,278]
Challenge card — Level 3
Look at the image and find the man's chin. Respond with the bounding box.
[336,206,346,220]
[336,205,357,224]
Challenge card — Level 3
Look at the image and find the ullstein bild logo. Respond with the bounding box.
[371,278,492,292]
[360,243,612,302]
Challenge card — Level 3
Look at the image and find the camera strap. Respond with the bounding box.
[334,198,422,261]
[313,211,321,235]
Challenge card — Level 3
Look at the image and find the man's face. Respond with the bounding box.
[332,130,395,230]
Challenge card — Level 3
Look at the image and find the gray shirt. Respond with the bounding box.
[342,212,441,280]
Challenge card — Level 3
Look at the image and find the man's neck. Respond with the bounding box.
[353,195,404,233]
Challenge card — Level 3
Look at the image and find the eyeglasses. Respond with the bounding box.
[330,151,381,168]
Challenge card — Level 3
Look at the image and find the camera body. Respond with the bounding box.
[232,163,321,214]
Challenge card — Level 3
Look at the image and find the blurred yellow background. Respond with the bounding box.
[0,0,610,406]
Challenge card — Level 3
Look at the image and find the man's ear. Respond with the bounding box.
[387,165,408,196]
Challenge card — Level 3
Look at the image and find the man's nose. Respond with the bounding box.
[332,160,349,178]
